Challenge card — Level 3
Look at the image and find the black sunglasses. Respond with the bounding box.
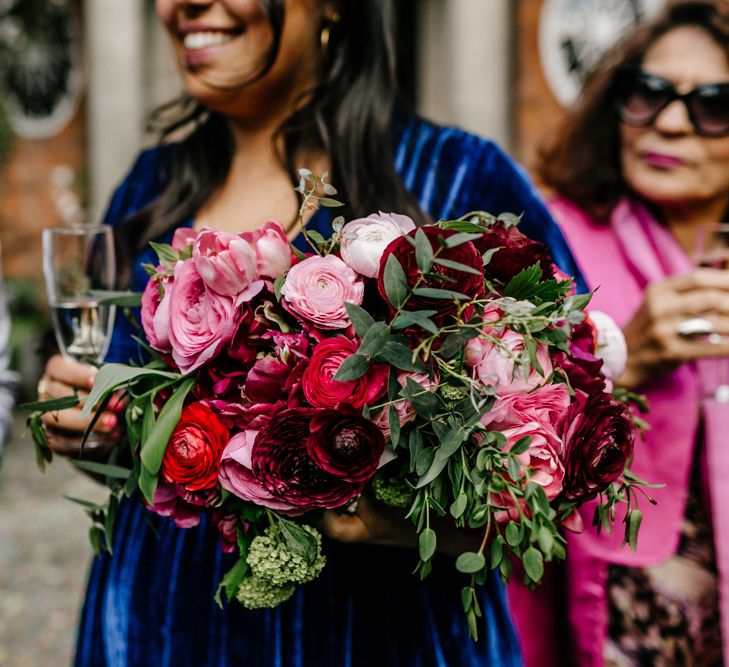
[614,68,729,137]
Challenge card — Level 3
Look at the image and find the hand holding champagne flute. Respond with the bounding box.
[39,225,119,453]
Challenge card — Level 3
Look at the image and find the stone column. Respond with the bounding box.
[85,0,145,220]
[417,0,513,149]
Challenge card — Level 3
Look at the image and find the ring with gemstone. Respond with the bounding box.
[676,317,715,338]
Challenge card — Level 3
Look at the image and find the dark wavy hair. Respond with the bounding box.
[117,0,425,283]
[537,0,729,221]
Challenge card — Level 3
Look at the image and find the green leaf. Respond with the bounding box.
[318,197,344,207]
[280,520,319,564]
[20,395,80,412]
[510,435,532,456]
[505,522,522,547]
[333,353,370,382]
[482,246,502,266]
[138,466,158,506]
[140,376,196,475]
[149,241,179,264]
[89,525,105,555]
[91,290,142,308]
[70,460,131,479]
[414,228,434,274]
[490,535,505,568]
[456,551,486,574]
[523,546,544,582]
[274,275,286,301]
[392,311,439,335]
[81,364,181,418]
[415,448,436,477]
[409,430,424,471]
[214,558,250,607]
[358,322,392,356]
[419,527,437,561]
[444,232,482,248]
[377,342,426,373]
[438,334,466,360]
[450,492,468,519]
[503,264,543,300]
[415,428,464,488]
[345,302,376,339]
[383,254,409,309]
[412,287,470,301]
[388,404,401,448]
[432,258,482,275]
[440,220,487,233]
[536,525,554,555]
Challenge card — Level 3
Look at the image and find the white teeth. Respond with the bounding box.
[183,31,234,50]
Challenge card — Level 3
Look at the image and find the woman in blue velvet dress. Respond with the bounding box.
[38,1,584,665]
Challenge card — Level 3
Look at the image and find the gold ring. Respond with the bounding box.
[37,378,49,398]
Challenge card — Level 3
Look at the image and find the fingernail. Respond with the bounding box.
[87,368,98,389]
[102,414,117,429]
[108,395,124,412]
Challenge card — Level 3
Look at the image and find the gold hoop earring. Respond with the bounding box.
[320,11,340,52]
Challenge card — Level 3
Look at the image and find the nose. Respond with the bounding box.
[653,98,694,136]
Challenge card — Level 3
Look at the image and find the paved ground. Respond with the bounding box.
[0,411,107,667]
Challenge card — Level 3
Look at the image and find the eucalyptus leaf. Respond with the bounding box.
[414,228,434,274]
[214,558,250,607]
[523,546,544,582]
[345,302,376,339]
[333,353,370,381]
[412,287,469,300]
[450,492,468,519]
[419,527,437,561]
[358,322,392,356]
[455,551,486,574]
[432,258,482,275]
[444,232,482,249]
[378,342,426,373]
[388,404,401,448]
[383,255,409,309]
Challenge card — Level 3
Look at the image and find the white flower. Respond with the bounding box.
[589,310,628,381]
[339,212,416,278]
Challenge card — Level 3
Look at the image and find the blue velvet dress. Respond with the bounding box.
[75,117,585,667]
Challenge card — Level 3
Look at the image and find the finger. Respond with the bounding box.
[46,354,97,390]
[674,289,729,317]
[40,406,119,434]
[44,378,89,403]
[667,268,729,293]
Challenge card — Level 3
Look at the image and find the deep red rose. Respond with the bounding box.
[555,348,607,396]
[307,409,385,483]
[560,391,635,502]
[161,402,229,492]
[377,227,484,322]
[474,222,553,284]
[251,407,384,509]
[302,337,388,409]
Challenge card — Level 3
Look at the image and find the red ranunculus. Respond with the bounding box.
[474,222,553,283]
[161,402,229,492]
[560,391,635,502]
[377,227,484,322]
[302,337,388,409]
[251,407,384,509]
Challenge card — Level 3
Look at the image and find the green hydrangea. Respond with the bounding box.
[246,524,325,587]
[372,476,414,508]
[236,575,295,609]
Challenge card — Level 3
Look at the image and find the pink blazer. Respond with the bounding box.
[508,198,729,667]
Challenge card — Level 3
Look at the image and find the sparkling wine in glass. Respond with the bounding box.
[42,225,117,451]
[695,223,729,401]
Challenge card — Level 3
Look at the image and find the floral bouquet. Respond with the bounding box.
[26,172,648,639]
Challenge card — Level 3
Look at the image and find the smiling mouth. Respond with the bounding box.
[183,30,242,51]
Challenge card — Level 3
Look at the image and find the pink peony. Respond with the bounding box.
[242,221,293,279]
[339,212,416,278]
[141,267,172,354]
[465,329,552,393]
[193,228,263,299]
[218,430,304,515]
[280,254,364,329]
[167,259,249,374]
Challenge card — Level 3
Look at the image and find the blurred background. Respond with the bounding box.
[0,0,667,664]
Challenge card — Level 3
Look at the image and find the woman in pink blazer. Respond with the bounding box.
[509,2,729,665]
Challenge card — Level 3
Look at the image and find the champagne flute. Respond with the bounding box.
[695,223,729,402]
[42,225,117,451]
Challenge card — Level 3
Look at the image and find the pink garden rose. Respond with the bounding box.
[194,228,263,299]
[280,254,364,329]
[167,259,251,374]
[242,221,293,280]
[218,430,303,515]
[481,383,571,432]
[465,329,552,393]
[339,212,416,278]
[171,227,197,252]
[141,267,172,354]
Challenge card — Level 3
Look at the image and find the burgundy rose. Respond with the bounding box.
[161,402,230,492]
[302,337,388,409]
[243,332,310,404]
[560,391,635,502]
[555,348,606,396]
[251,407,385,509]
[377,227,484,322]
[474,222,553,284]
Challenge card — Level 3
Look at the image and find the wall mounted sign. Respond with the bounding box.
[539,0,665,107]
[0,0,83,139]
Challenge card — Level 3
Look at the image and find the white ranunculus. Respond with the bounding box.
[589,310,628,381]
[339,212,416,278]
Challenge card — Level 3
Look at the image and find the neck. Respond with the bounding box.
[662,197,729,256]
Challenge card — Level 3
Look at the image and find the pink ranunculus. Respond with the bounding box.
[148,480,205,528]
[371,371,438,438]
[218,430,304,515]
[242,221,293,280]
[280,254,364,329]
[339,212,416,278]
[494,420,565,522]
[141,267,173,354]
[171,227,197,253]
[194,228,263,298]
[481,383,571,434]
[465,329,552,393]
[167,259,247,374]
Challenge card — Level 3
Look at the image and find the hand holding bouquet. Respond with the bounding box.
[26,171,649,639]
